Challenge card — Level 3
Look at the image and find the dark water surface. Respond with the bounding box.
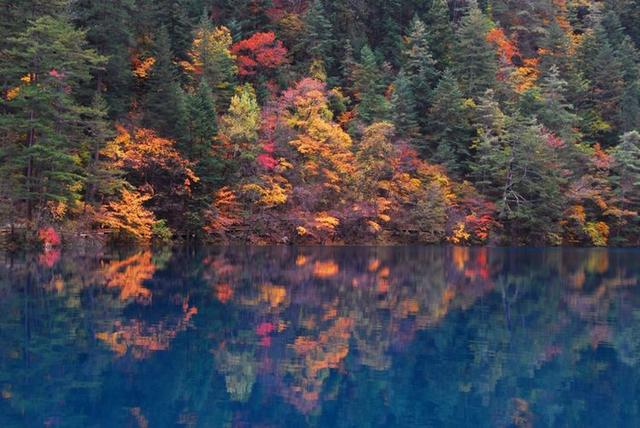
[1,246,639,427]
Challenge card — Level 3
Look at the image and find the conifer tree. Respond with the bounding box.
[617,37,640,133]
[578,24,625,144]
[452,3,497,99]
[391,70,420,140]
[183,79,223,187]
[73,0,135,116]
[403,15,440,132]
[354,46,390,124]
[611,130,640,241]
[300,0,336,77]
[426,70,474,175]
[0,16,107,220]
[534,65,580,143]
[472,97,566,243]
[142,26,187,138]
[424,0,453,69]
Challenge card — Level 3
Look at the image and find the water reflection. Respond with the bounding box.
[0,247,639,427]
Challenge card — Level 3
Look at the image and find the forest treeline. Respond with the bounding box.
[1,0,640,246]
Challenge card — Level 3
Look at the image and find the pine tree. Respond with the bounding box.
[611,130,640,242]
[534,65,580,143]
[391,70,420,140]
[0,16,107,220]
[184,79,224,189]
[142,26,187,138]
[166,0,195,60]
[452,3,497,99]
[403,15,440,132]
[300,0,336,77]
[0,0,68,53]
[424,0,453,69]
[354,45,390,124]
[578,24,625,144]
[73,0,135,116]
[426,70,474,175]
[84,93,122,204]
[472,100,566,243]
[617,37,640,133]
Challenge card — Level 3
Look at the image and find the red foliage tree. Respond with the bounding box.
[231,32,288,76]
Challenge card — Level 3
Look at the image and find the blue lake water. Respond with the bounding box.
[0,246,639,427]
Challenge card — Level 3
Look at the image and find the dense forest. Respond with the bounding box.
[1,0,640,247]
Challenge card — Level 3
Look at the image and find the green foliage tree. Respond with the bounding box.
[424,0,453,69]
[73,0,135,117]
[142,26,187,139]
[0,16,107,221]
[354,45,390,124]
[610,130,640,241]
[300,0,336,78]
[472,92,566,244]
[188,16,238,110]
[426,70,474,175]
[403,15,440,133]
[452,3,497,99]
[391,70,420,140]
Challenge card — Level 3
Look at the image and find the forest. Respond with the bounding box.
[1,0,640,247]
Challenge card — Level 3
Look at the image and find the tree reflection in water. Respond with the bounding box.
[0,247,639,427]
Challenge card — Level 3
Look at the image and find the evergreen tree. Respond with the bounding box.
[611,130,640,242]
[533,65,580,143]
[391,70,419,140]
[617,37,640,132]
[403,15,440,132]
[579,24,625,145]
[142,26,187,138]
[0,0,69,53]
[426,70,474,175]
[84,92,121,204]
[354,45,390,124]
[165,0,195,60]
[452,3,497,99]
[424,0,453,69]
[0,16,107,220]
[340,40,358,96]
[300,0,336,77]
[73,0,135,116]
[472,98,566,244]
[184,79,222,187]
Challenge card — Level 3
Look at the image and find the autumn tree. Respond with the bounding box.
[231,32,288,77]
[219,84,262,167]
[183,19,238,109]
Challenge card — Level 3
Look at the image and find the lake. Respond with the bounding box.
[0,246,639,427]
